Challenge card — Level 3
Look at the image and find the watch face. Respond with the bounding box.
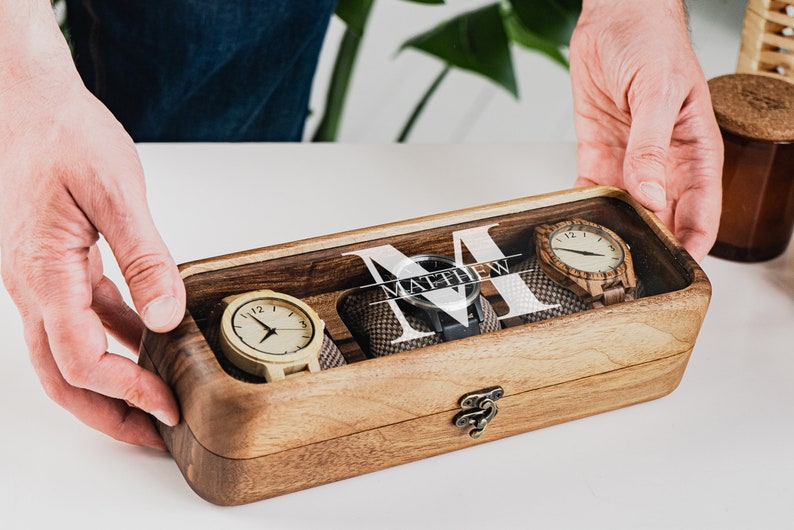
[394,254,480,312]
[548,223,625,273]
[228,296,316,357]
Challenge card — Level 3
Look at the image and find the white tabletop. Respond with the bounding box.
[2,143,793,529]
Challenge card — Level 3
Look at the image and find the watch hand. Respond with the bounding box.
[248,313,280,343]
[259,327,278,343]
[249,313,273,332]
[555,247,605,257]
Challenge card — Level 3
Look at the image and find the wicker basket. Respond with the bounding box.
[737,0,794,83]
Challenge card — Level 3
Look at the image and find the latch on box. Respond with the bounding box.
[453,386,504,438]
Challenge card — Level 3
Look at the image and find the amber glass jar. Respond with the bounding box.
[708,74,794,262]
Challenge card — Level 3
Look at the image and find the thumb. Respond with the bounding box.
[110,212,185,333]
[107,212,186,333]
[622,95,679,213]
[84,159,186,334]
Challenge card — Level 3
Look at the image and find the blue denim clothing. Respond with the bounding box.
[66,0,336,141]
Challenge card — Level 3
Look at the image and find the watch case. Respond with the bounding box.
[138,186,711,505]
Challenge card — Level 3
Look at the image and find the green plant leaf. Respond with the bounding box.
[400,3,518,98]
[397,65,451,142]
[337,0,444,36]
[508,0,581,46]
[335,0,375,37]
[504,11,568,69]
[316,0,378,141]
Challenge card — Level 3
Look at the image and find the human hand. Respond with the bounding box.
[0,6,185,449]
[569,0,723,262]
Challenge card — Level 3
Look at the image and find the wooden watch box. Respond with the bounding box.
[138,186,711,506]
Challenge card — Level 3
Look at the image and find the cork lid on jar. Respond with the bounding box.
[708,74,794,142]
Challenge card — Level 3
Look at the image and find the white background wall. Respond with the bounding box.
[306,0,748,143]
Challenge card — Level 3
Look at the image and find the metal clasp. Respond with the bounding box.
[453,386,504,439]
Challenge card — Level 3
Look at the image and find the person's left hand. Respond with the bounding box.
[569,0,723,262]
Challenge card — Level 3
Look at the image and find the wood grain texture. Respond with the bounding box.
[736,0,794,84]
[141,347,692,506]
[139,186,711,504]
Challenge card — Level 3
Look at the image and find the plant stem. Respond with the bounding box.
[312,12,372,141]
[396,64,450,143]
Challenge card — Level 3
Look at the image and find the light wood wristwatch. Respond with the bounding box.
[534,218,636,307]
[218,289,323,381]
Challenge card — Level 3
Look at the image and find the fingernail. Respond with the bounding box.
[142,295,180,331]
[152,409,178,427]
[639,181,667,208]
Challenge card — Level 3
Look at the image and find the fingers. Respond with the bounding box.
[31,243,181,428]
[673,187,721,262]
[34,259,181,429]
[24,318,169,451]
[621,85,684,214]
[573,175,597,188]
[6,151,184,441]
[568,0,722,262]
[0,28,184,448]
[112,224,185,334]
[573,84,722,263]
[45,315,181,430]
[92,274,145,352]
[669,88,724,262]
[669,159,723,262]
[88,244,144,351]
[574,142,626,189]
[10,235,181,444]
[73,141,186,334]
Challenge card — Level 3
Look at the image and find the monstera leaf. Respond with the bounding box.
[504,9,569,69]
[334,0,375,37]
[315,0,582,142]
[315,0,448,141]
[509,0,582,46]
[400,0,581,93]
[336,0,445,37]
[401,3,517,97]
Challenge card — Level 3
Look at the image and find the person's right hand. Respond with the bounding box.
[0,3,186,450]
